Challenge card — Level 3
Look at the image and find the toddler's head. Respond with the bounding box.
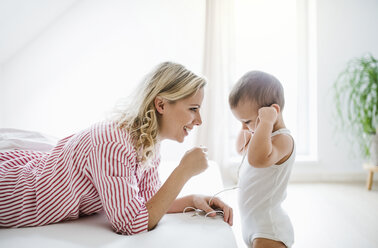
[229,71,285,132]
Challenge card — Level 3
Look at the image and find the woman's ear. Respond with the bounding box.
[271,103,281,114]
[154,97,165,114]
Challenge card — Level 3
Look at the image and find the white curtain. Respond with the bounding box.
[196,0,235,183]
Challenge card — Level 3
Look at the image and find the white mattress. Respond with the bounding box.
[0,211,236,248]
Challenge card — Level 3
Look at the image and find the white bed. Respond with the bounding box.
[0,129,237,248]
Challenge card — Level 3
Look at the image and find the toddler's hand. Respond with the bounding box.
[258,106,277,125]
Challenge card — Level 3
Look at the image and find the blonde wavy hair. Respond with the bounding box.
[115,62,206,166]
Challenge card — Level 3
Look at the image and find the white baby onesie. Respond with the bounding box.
[238,128,295,247]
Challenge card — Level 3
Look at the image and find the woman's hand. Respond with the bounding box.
[178,147,209,178]
[192,195,233,226]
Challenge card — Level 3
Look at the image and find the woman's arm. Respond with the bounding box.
[145,165,190,230]
[145,147,208,230]
[89,143,208,235]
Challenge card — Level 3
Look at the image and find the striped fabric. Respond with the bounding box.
[0,122,161,235]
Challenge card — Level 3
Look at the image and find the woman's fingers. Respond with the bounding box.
[204,206,216,217]
[179,147,209,177]
[225,205,233,226]
[193,195,215,216]
[192,195,233,225]
[208,197,233,225]
[227,208,233,225]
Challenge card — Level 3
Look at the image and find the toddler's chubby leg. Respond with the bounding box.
[252,238,286,248]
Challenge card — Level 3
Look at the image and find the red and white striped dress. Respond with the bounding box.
[0,122,161,235]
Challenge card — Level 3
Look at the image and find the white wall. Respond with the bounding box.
[0,0,205,161]
[0,0,78,62]
[292,0,378,181]
[2,0,378,181]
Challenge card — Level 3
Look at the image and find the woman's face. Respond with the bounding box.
[157,88,204,142]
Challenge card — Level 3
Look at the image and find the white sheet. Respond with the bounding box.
[0,211,237,248]
[0,128,58,152]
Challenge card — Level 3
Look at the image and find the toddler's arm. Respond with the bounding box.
[247,106,293,168]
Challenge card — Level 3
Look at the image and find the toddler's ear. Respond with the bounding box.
[271,103,281,114]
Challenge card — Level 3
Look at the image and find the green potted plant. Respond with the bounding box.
[333,53,378,164]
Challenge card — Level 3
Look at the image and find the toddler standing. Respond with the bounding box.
[229,71,295,248]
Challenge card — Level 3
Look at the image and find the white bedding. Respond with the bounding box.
[0,211,236,248]
[0,128,58,152]
[0,129,237,248]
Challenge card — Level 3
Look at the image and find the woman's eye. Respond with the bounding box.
[190,108,198,112]
[244,121,251,125]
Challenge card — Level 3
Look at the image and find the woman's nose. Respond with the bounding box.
[194,112,202,126]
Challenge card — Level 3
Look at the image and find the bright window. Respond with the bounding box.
[229,0,316,161]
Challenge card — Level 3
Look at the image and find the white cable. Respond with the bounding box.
[182,128,251,218]
[237,130,250,180]
[208,186,240,206]
[182,187,239,218]
[183,206,198,213]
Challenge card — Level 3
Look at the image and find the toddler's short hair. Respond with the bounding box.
[229,70,285,111]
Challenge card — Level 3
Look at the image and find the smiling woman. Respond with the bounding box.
[156,89,203,143]
[0,62,233,235]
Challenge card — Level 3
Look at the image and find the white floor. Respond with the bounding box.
[224,182,378,248]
